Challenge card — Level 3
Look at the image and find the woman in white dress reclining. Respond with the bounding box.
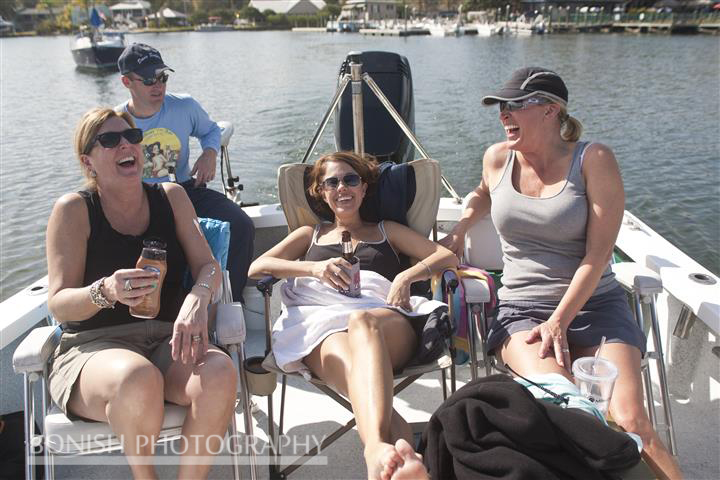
[248,151,457,480]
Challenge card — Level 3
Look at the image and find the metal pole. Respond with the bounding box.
[349,54,365,157]
[362,73,463,202]
[649,296,678,455]
[24,374,37,480]
[300,74,351,164]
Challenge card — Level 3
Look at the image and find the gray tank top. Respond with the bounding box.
[490,142,616,301]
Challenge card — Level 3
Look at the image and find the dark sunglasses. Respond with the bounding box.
[133,72,169,86]
[499,96,552,113]
[89,128,144,152]
[321,173,362,190]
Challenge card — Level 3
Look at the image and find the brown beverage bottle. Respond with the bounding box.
[340,231,361,297]
[130,239,167,319]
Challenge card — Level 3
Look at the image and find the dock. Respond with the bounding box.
[548,12,719,34]
[360,28,429,36]
[292,27,335,33]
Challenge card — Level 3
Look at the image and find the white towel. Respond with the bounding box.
[272,270,445,378]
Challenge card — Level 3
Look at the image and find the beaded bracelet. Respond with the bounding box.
[89,277,115,309]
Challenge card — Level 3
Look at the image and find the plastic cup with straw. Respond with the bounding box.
[572,335,618,415]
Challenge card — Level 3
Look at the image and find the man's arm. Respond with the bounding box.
[189,97,221,186]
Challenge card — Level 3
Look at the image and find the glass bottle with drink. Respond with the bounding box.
[130,238,167,319]
[339,230,361,297]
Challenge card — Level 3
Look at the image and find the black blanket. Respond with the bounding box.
[418,375,640,480]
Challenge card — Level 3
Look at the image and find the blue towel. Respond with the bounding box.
[183,218,230,289]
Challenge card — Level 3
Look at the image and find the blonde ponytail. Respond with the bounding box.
[559,109,583,142]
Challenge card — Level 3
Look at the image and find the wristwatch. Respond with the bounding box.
[90,277,116,309]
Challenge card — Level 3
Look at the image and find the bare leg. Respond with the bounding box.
[304,308,417,480]
[575,343,683,480]
[67,349,164,480]
[496,330,573,380]
[390,439,429,480]
[164,347,238,480]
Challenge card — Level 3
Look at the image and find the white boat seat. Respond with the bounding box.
[44,403,187,455]
[218,121,234,148]
[463,277,492,304]
[611,263,663,297]
[11,325,60,374]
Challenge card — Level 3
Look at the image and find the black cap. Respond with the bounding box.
[482,67,568,106]
[118,43,174,80]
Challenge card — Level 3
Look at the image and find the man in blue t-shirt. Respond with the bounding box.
[116,43,254,302]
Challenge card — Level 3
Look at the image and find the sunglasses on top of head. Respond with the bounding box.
[88,128,144,153]
[132,72,169,86]
[499,96,552,113]
[321,173,362,190]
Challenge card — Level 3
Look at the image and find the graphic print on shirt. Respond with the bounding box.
[141,128,181,183]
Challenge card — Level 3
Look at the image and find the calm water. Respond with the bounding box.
[1,32,718,301]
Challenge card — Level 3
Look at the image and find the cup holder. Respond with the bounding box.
[243,356,277,396]
[688,272,716,285]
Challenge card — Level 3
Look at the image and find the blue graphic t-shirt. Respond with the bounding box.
[117,93,221,183]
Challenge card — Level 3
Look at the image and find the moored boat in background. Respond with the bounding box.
[69,8,126,70]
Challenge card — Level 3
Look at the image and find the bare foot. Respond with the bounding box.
[365,441,401,480]
[390,439,429,480]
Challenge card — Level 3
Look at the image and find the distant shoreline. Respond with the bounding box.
[0,25,297,38]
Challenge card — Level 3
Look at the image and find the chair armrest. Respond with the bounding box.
[612,262,663,297]
[215,303,246,346]
[462,277,492,304]
[13,325,61,374]
[442,270,459,294]
[256,275,281,296]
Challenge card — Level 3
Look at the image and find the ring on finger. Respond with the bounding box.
[124,279,133,291]
[191,335,202,343]
[561,347,570,353]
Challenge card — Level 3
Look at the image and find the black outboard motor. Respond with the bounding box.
[334,51,415,164]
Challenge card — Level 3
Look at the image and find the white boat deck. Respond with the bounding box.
[2,202,718,479]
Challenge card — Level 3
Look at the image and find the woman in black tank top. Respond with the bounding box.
[46,108,237,478]
[249,152,457,479]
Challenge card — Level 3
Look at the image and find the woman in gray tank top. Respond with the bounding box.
[440,67,681,478]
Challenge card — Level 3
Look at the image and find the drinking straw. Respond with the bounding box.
[592,335,607,375]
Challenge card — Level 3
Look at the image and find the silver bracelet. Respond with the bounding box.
[194,282,212,293]
[89,277,115,309]
[419,260,433,278]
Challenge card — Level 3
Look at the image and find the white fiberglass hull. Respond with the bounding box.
[1,200,718,478]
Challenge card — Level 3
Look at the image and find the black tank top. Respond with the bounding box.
[64,183,188,333]
[303,222,404,281]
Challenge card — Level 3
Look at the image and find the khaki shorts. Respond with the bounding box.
[48,320,176,417]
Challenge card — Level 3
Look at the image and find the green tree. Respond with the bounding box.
[0,1,17,19]
[265,13,289,28]
[239,6,264,23]
[321,4,341,17]
[189,10,209,24]
[209,7,234,23]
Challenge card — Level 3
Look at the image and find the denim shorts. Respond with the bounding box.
[486,286,646,355]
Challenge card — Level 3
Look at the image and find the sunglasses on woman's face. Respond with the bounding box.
[92,128,144,150]
[321,173,362,190]
[134,72,169,86]
[499,96,552,113]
